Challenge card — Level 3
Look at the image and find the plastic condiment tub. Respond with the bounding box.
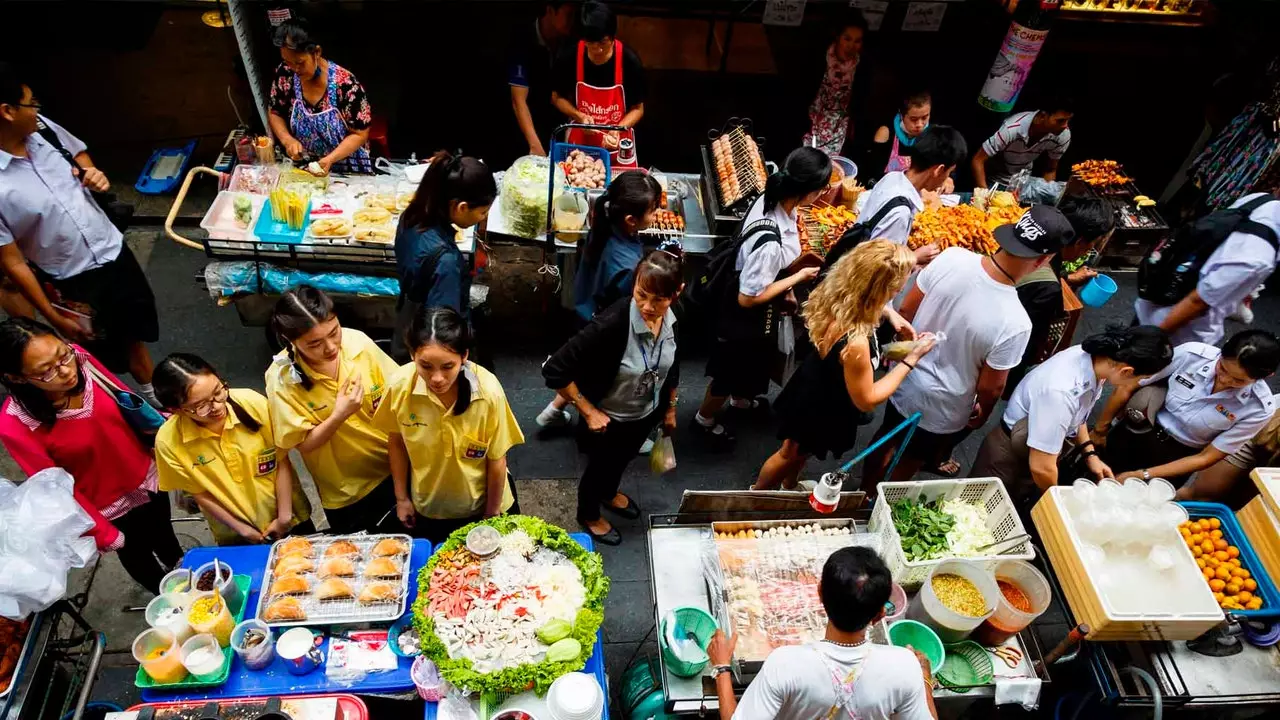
[132,627,189,685]
[908,559,1000,643]
[145,592,194,645]
[160,568,194,598]
[193,560,242,616]
[179,633,226,679]
[230,619,276,671]
[972,560,1051,646]
[186,590,235,647]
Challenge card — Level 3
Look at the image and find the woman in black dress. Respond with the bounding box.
[755,240,932,490]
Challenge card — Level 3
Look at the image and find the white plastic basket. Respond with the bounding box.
[869,477,1034,590]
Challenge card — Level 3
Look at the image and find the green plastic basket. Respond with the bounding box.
[887,620,944,674]
[660,607,718,677]
[135,574,251,690]
[937,641,994,693]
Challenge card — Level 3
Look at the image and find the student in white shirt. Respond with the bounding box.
[971,99,1073,189]
[851,125,968,266]
[860,206,1076,497]
[693,147,829,448]
[1134,193,1280,347]
[1095,330,1280,488]
[709,546,937,720]
[971,326,1173,503]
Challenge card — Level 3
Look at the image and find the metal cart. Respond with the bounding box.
[1,602,105,720]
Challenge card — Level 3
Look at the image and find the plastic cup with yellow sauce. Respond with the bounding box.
[186,590,235,647]
[132,627,189,684]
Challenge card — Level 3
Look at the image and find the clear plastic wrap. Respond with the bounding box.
[203,261,400,299]
[499,155,565,239]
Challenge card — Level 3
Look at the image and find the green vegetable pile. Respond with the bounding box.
[891,498,956,562]
[413,515,610,696]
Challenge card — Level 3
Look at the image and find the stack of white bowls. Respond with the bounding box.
[546,672,604,720]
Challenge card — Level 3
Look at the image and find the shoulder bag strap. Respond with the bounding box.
[35,119,82,174]
[81,356,126,395]
[861,195,915,231]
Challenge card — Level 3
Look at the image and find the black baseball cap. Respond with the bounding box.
[993,205,1076,258]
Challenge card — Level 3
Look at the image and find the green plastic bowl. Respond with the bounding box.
[937,641,994,693]
[660,607,718,677]
[888,619,945,674]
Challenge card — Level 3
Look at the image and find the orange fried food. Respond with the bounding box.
[318,557,357,579]
[371,538,410,557]
[263,597,306,622]
[323,540,361,559]
[274,555,315,576]
[276,537,314,557]
[316,578,356,601]
[364,557,402,578]
[269,573,311,596]
[359,582,401,605]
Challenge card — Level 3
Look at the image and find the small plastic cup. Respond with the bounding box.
[1159,501,1189,528]
[159,568,194,598]
[193,560,242,617]
[132,627,189,684]
[1079,273,1117,307]
[180,633,226,679]
[231,620,276,671]
[145,593,194,645]
[186,590,235,647]
[1146,478,1176,506]
[1120,479,1148,508]
[972,560,1051,646]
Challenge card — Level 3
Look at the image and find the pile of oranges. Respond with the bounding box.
[1180,517,1263,611]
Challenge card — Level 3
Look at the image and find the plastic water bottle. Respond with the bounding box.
[810,472,843,514]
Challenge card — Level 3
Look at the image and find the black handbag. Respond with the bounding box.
[35,120,134,232]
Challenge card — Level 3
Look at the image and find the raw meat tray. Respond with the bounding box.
[255,533,413,628]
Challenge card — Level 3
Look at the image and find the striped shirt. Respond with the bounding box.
[980,111,1071,185]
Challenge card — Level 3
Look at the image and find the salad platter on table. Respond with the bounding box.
[255,534,413,627]
[414,516,609,696]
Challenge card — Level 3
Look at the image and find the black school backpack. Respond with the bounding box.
[1137,195,1279,306]
[684,218,782,317]
[819,196,916,279]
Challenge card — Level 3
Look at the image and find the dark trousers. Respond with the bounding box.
[407,475,521,546]
[576,407,663,523]
[1104,422,1200,487]
[112,491,184,595]
[323,477,398,535]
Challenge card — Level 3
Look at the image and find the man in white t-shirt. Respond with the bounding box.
[971,99,1073,189]
[861,205,1077,495]
[710,547,937,720]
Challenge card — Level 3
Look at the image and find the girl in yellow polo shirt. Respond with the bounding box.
[153,354,312,545]
[372,306,524,543]
[266,286,400,534]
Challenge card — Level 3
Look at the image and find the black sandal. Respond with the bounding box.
[578,520,622,546]
[601,492,641,520]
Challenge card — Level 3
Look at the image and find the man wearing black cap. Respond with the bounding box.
[860,205,1076,495]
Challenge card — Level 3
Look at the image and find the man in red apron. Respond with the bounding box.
[551,1,645,169]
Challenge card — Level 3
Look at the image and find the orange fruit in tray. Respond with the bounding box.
[1202,540,1216,554]
[1210,518,1222,529]
[1226,582,1242,595]
[1228,546,1241,558]
[1245,579,1258,591]
[1210,579,1226,591]
[1216,566,1233,581]
[1248,598,1264,610]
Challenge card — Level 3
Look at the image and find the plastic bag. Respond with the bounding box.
[203,261,401,299]
[0,468,99,620]
[650,435,677,475]
[499,155,565,239]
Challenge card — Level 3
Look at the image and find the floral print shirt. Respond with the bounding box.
[268,61,373,132]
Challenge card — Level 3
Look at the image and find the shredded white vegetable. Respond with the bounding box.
[940,499,995,557]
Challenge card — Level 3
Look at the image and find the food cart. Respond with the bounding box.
[1,602,105,720]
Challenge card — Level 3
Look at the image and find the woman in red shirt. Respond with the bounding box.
[0,318,182,594]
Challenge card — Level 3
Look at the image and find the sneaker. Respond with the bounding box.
[638,437,655,455]
[536,406,572,428]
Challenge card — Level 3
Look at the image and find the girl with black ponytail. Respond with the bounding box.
[265,286,401,534]
[153,353,313,545]
[693,146,830,448]
[392,150,496,360]
[971,325,1173,502]
[372,306,525,544]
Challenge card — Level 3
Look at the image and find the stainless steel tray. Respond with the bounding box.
[710,517,860,537]
[0,613,39,700]
[255,533,413,628]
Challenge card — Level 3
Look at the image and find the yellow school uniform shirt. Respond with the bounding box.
[265,328,399,509]
[372,361,524,519]
[156,388,311,544]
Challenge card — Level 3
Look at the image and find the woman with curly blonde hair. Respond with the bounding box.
[755,240,935,490]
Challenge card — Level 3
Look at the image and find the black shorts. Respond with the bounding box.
[706,337,774,399]
[871,401,969,468]
[43,246,158,373]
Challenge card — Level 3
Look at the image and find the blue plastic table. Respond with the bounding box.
[140,539,432,701]
[424,533,609,719]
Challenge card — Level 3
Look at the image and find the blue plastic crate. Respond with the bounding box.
[135,139,197,195]
[552,142,611,189]
[253,198,311,245]
[1180,500,1280,620]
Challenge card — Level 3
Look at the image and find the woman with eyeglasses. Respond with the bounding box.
[268,18,373,174]
[0,318,183,595]
[153,354,312,546]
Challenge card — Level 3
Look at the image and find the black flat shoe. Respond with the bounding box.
[689,418,735,450]
[578,521,622,546]
[602,493,641,520]
[722,396,771,422]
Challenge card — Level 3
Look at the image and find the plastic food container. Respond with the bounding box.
[230,619,276,671]
[160,568,194,597]
[145,592,194,645]
[908,560,1000,643]
[886,619,944,673]
[186,590,235,647]
[660,607,717,677]
[410,656,442,701]
[972,560,1051,646]
[547,672,605,720]
[194,560,242,616]
[465,525,501,558]
[885,583,909,625]
[179,633,226,679]
[133,628,189,684]
[200,191,266,242]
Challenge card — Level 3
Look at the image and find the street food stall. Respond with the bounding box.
[1064,159,1170,267]
[1,603,105,720]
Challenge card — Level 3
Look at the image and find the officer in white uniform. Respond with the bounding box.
[971,327,1173,503]
[1134,193,1280,346]
[1096,331,1280,487]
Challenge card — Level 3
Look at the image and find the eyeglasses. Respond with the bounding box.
[15,102,41,110]
[27,349,75,383]
[183,383,229,416]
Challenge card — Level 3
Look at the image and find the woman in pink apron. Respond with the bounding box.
[267,19,373,174]
[803,14,867,158]
[551,2,646,168]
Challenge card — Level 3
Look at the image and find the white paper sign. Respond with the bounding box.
[902,2,947,32]
[764,0,807,27]
[850,0,889,31]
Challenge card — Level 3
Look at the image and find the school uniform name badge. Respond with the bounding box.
[256,447,277,476]
[464,441,488,460]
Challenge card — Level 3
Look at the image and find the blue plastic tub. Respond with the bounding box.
[552,142,612,189]
[1180,500,1280,619]
[1078,273,1117,308]
[253,198,311,245]
[134,140,197,195]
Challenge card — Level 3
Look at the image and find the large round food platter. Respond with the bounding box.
[413,516,609,695]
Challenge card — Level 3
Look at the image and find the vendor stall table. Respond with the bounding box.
[421,533,608,720]
[140,540,432,702]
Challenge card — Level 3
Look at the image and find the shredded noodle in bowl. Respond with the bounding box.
[941,499,995,557]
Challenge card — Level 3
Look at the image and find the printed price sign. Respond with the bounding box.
[902,2,947,32]
[764,0,807,26]
[850,0,889,31]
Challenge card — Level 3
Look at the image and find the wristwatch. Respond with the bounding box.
[1141,469,1151,481]
[711,664,733,679]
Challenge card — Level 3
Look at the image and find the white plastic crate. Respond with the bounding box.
[869,477,1034,590]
